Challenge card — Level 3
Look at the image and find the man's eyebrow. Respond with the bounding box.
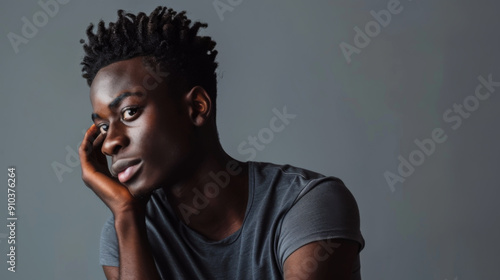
[91,113,101,122]
[108,91,145,109]
[91,92,145,122]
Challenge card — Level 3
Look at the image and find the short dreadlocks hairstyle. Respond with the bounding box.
[80,6,218,114]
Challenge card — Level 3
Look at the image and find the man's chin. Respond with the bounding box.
[127,182,161,200]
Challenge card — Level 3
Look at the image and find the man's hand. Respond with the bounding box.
[78,124,146,216]
[79,124,161,280]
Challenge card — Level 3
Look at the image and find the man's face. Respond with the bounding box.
[89,56,194,197]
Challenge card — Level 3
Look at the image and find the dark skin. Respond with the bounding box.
[79,56,359,279]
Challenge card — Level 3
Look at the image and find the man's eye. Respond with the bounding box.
[98,124,109,134]
[122,107,139,121]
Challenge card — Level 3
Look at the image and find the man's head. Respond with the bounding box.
[81,6,219,116]
[81,7,221,197]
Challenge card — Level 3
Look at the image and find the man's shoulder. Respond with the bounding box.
[250,161,346,201]
[251,161,326,179]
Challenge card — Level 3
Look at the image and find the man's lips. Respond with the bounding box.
[111,159,142,183]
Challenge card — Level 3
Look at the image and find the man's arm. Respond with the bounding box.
[79,124,161,280]
[103,266,119,280]
[113,209,160,280]
[99,203,160,280]
[283,238,359,280]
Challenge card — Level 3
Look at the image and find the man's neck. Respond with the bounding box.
[163,151,249,241]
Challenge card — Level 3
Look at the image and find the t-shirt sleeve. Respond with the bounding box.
[277,178,365,267]
[99,215,120,267]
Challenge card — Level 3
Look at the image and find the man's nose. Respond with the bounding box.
[101,124,129,156]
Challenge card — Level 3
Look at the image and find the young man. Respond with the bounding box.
[78,6,365,280]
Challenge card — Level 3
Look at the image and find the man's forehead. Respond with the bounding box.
[90,58,147,99]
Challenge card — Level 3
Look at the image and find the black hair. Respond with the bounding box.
[80,6,218,114]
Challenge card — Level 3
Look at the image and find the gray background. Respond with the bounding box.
[1,0,499,279]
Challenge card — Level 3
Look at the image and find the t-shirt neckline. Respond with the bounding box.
[171,161,256,245]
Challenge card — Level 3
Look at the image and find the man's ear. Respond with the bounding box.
[185,86,212,126]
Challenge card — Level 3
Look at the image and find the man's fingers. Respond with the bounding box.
[85,123,98,137]
[79,135,92,156]
[79,124,133,212]
[93,132,105,149]
[80,124,103,156]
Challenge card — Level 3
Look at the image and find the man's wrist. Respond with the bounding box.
[114,206,147,229]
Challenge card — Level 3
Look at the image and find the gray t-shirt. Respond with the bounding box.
[100,161,365,279]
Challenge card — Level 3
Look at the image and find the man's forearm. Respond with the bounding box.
[114,210,161,280]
